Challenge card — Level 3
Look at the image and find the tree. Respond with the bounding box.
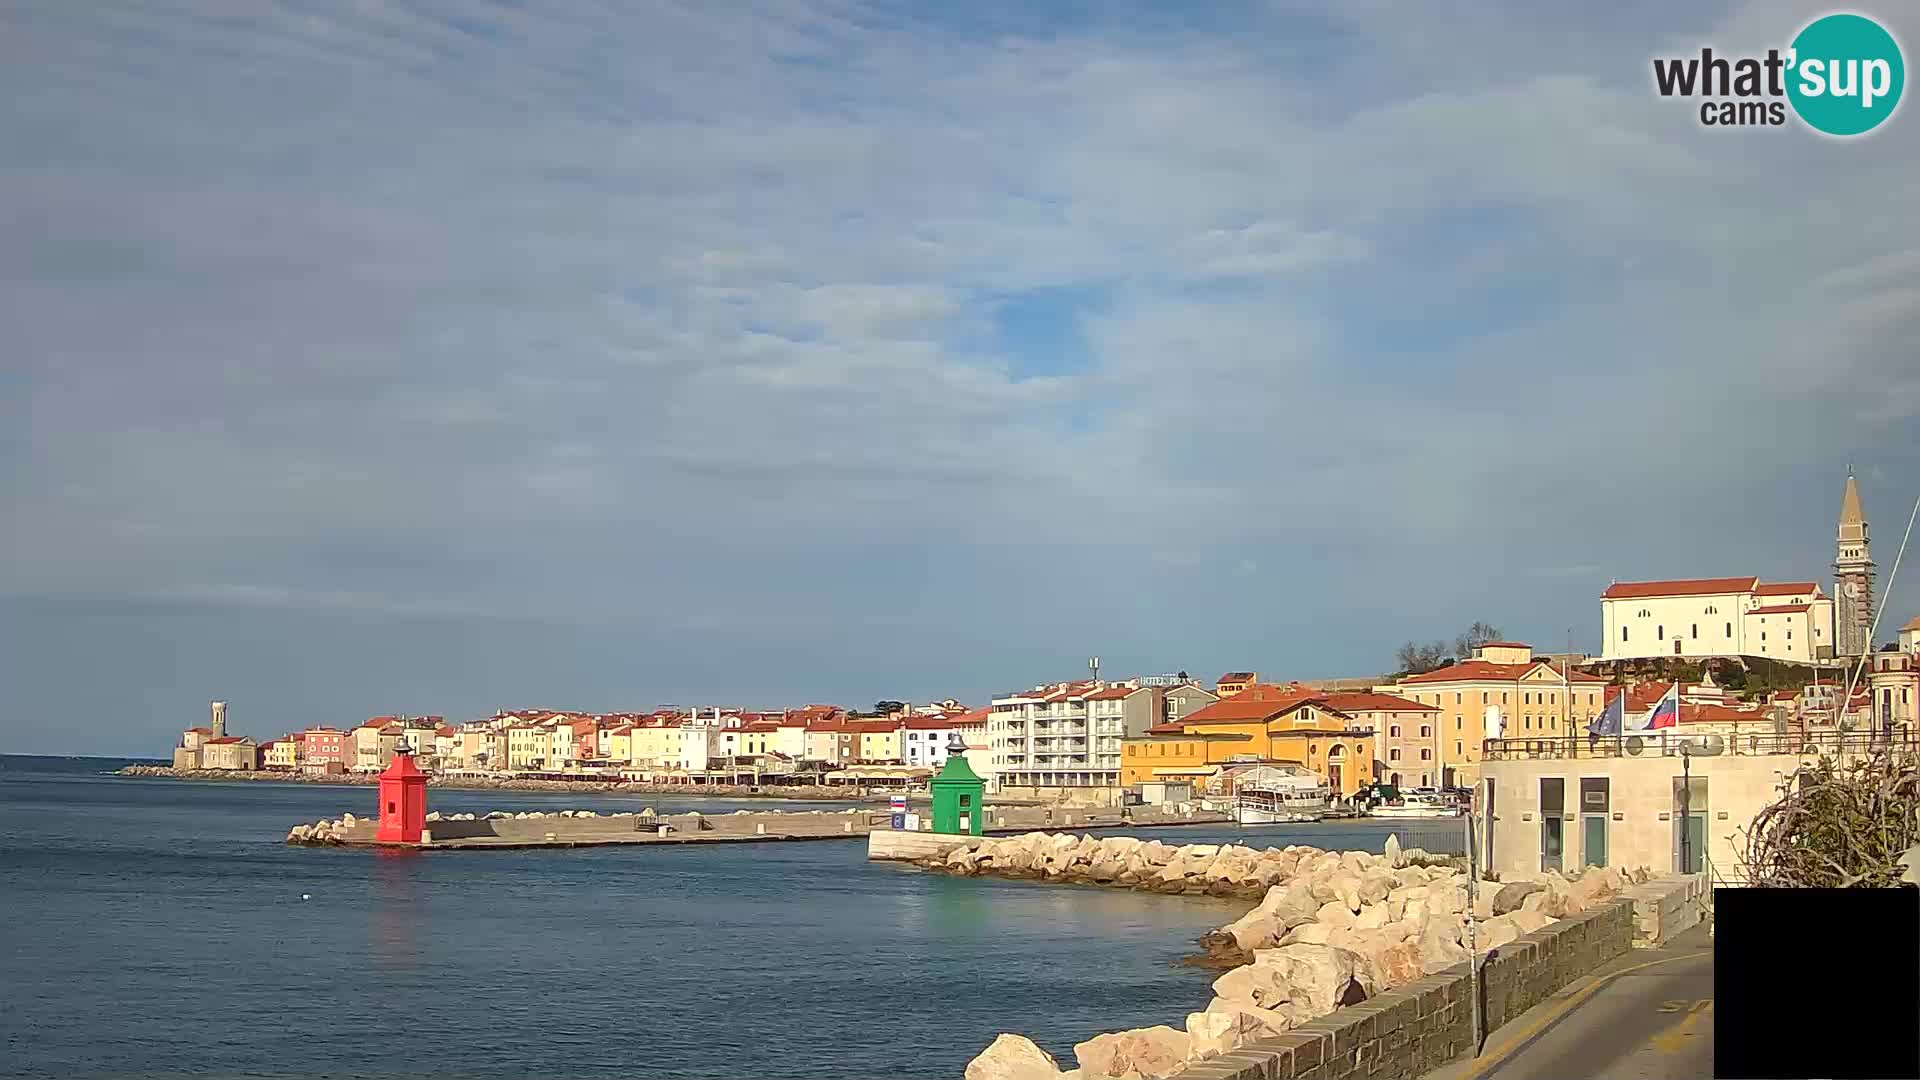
[1394,639,1451,676]
[874,700,907,716]
[1452,621,1504,660]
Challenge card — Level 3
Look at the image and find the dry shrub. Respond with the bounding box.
[1739,750,1920,888]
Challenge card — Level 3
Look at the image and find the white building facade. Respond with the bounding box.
[1599,577,1835,663]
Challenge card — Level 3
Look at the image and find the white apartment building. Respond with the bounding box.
[989,680,1215,790]
[1599,577,1836,663]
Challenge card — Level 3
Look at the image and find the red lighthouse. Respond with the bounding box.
[374,748,429,844]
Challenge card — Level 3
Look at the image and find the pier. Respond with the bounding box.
[288,803,1233,850]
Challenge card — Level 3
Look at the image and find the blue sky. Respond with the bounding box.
[3,0,1918,755]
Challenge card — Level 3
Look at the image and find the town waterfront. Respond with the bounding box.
[1,755,1442,1080]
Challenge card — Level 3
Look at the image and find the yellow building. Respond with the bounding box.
[1120,685,1375,797]
[852,721,902,763]
[1377,643,1606,785]
[263,739,298,770]
[506,724,549,769]
[629,720,690,768]
[602,725,634,764]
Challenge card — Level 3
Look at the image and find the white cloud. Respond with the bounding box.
[2,0,1919,747]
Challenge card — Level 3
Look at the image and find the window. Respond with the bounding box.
[1420,749,1432,760]
[1419,725,1432,738]
[1705,605,1717,614]
[1523,717,1531,729]
[1622,627,1630,642]
[1455,740,1463,755]
[1657,625,1665,640]
[1691,624,1698,639]
[1455,693,1462,704]
[1389,749,1401,761]
[1726,622,1733,637]
[1787,631,1792,640]
[1389,725,1401,737]
[1761,632,1767,642]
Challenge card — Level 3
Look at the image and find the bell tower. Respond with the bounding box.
[1834,468,1875,656]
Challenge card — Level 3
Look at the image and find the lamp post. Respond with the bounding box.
[1680,742,1693,875]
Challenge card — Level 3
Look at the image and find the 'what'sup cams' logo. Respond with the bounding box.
[1653,12,1904,135]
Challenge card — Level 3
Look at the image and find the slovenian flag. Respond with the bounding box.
[1589,692,1625,737]
[1644,683,1680,730]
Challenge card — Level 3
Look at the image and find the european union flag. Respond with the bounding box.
[1588,693,1625,737]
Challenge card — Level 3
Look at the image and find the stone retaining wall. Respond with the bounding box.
[867,829,981,862]
[1626,873,1707,946]
[1169,897,1638,1080]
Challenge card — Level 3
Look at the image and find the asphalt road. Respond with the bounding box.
[1426,922,1715,1080]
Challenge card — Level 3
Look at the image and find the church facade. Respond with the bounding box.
[1597,471,1876,664]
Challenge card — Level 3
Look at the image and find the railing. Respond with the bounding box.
[1482,729,1916,761]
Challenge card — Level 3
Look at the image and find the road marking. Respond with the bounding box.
[1649,999,1713,1055]
[1657,998,1713,1014]
[1450,951,1712,1080]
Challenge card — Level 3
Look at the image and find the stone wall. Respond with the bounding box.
[867,829,981,862]
[1626,873,1707,946]
[1170,898,1637,1080]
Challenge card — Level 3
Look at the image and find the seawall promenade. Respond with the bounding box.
[285,804,1232,849]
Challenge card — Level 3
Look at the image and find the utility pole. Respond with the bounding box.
[1465,789,1483,1052]
[1680,743,1693,875]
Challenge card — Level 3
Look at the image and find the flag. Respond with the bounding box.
[1644,683,1681,730]
[1588,692,1625,737]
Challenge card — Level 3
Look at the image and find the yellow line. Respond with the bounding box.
[1450,951,1712,1080]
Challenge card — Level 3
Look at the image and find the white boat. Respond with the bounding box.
[1232,785,1332,825]
[1366,794,1463,819]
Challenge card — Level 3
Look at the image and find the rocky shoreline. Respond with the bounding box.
[115,765,862,801]
[940,832,1648,1080]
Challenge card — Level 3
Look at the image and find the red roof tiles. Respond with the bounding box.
[1399,660,1605,684]
[1602,577,1759,600]
[1754,582,1817,596]
[1748,603,1811,615]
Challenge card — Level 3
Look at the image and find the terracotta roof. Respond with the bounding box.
[1217,672,1256,683]
[1748,603,1811,615]
[847,719,902,733]
[951,707,992,727]
[902,716,957,730]
[1478,642,1530,649]
[186,727,212,735]
[1084,686,1139,701]
[1143,722,1189,735]
[744,720,781,732]
[570,719,599,734]
[1176,685,1319,725]
[1602,576,1759,600]
[1754,582,1817,596]
[1901,615,1920,632]
[1318,692,1438,713]
[204,736,251,745]
[1399,660,1606,685]
[435,726,457,737]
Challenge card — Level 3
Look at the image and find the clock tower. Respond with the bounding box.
[1834,468,1876,656]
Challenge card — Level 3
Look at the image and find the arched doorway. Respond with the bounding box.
[1326,744,1345,794]
[1389,772,1402,786]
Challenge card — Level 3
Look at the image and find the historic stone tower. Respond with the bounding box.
[1834,470,1876,656]
[210,700,227,740]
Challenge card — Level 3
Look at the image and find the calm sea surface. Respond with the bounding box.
[0,755,1460,1079]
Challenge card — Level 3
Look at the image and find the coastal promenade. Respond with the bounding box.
[1420,922,1714,1080]
[121,764,862,800]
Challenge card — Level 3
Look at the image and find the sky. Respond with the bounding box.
[3,0,1918,755]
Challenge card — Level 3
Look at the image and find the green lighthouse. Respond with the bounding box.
[929,732,986,836]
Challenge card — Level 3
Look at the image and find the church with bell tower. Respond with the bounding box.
[1834,469,1876,656]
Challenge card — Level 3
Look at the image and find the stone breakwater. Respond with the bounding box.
[936,833,1651,1080]
[119,765,853,801]
[285,805,878,845]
